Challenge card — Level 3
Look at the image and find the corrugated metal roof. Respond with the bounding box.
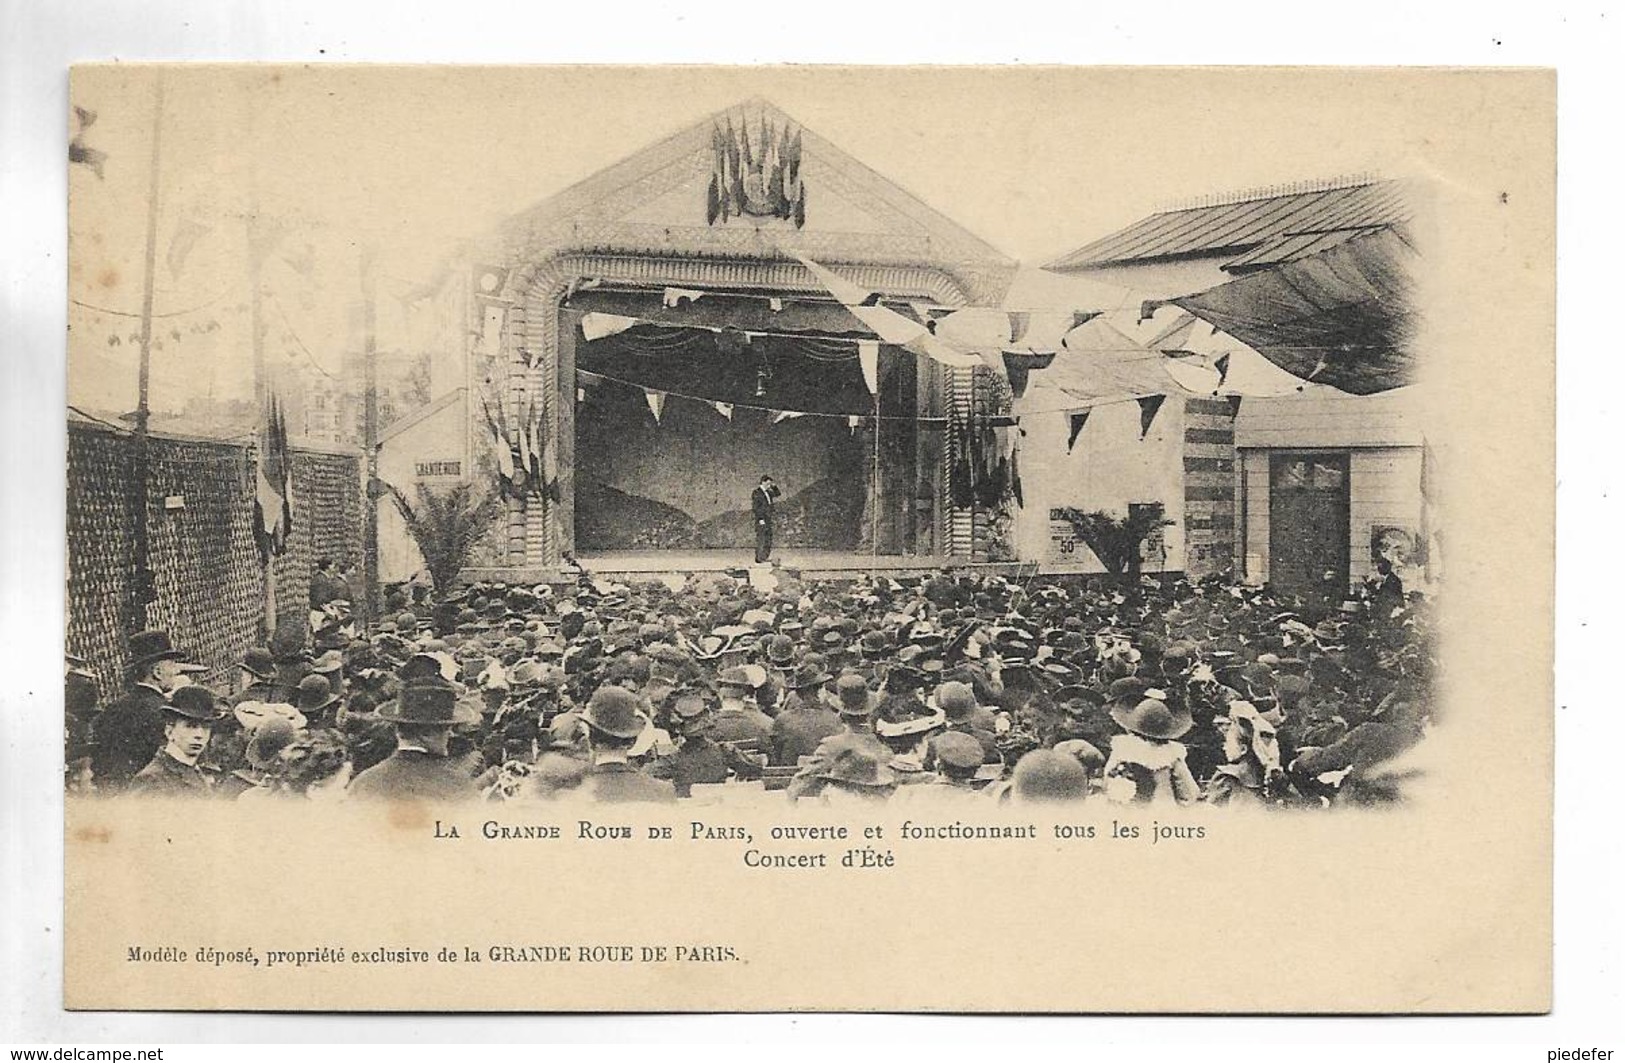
[1046,179,1412,272]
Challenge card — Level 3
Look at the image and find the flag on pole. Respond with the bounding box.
[253,395,294,562]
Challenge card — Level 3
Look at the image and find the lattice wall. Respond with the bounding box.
[66,420,363,703]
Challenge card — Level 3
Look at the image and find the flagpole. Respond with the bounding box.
[361,244,380,628]
[129,72,166,632]
[249,208,277,637]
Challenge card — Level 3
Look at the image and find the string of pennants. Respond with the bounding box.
[572,367,1196,447]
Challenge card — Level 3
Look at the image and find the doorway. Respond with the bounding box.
[1268,452,1351,603]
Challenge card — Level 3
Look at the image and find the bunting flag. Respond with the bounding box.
[857,341,880,395]
[1226,394,1244,419]
[713,401,733,421]
[576,387,586,403]
[253,396,294,563]
[771,410,804,425]
[794,253,981,369]
[581,312,638,342]
[1001,351,1056,400]
[68,106,106,179]
[1213,353,1232,393]
[847,415,861,435]
[645,389,666,423]
[1066,410,1090,452]
[1137,394,1167,440]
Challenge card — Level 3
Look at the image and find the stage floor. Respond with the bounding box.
[465,552,1091,585]
[571,550,1057,582]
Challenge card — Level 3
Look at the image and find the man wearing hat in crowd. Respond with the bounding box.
[913,730,992,804]
[786,674,888,799]
[934,681,1001,766]
[708,666,774,749]
[651,691,765,798]
[294,673,343,730]
[349,677,480,802]
[91,629,206,792]
[770,661,841,766]
[234,646,278,702]
[579,686,677,803]
[129,685,229,797]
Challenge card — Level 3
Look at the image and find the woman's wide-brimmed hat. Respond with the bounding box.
[817,743,896,789]
[1110,695,1194,741]
[580,686,646,740]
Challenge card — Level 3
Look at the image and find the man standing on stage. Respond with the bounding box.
[751,474,782,564]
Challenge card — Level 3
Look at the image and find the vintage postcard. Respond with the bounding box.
[62,65,1554,1013]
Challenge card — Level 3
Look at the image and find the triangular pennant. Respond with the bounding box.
[644,389,665,423]
[1137,394,1166,440]
[1066,410,1090,452]
[857,340,880,395]
[771,410,804,425]
[1226,394,1243,419]
[1212,352,1232,394]
[713,401,733,420]
[847,415,861,436]
[581,312,639,342]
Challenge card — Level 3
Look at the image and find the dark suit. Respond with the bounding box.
[348,748,478,802]
[751,484,781,563]
[771,702,843,766]
[583,761,677,803]
[129,749,216,798]
[91,684,169,792]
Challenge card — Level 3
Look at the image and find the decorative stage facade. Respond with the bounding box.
[444,100,1021,576]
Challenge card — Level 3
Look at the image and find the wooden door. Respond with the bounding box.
[1268,453,1350,602]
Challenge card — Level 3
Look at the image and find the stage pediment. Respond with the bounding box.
[488,98,1016,306]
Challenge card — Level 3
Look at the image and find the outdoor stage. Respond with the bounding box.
[467,551,1097,585]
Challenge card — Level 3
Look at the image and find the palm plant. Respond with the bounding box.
[388,481,504,596]
[1055,503,1172,583]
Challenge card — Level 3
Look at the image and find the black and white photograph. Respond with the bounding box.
[33,61,1562,1017]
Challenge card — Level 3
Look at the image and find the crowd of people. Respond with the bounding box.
[64,559,1436,809]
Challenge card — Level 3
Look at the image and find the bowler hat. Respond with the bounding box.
[127,629,192,673]
[934,681,976,719]
[164,685,226,722]
[581,686,646,740]
[295,674,341,713]
[788,662,833,690]
[835,674,875,717]
[378,678,479,725]
[239,646,275,680]
[931,731,984,772]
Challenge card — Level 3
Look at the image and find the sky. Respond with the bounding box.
[65,65,1520,414]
